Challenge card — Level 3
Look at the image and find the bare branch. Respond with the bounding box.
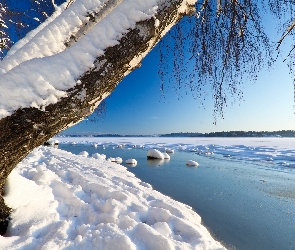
[277,19,295,50]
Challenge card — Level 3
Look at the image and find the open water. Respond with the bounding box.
[58,143,295,250]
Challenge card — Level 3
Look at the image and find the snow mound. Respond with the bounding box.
[78,151,88,157]
[115,157,123,163]
[44,139,59,145]
[91,153,106,161]
[163,153,170,159]
[107,157,122,163]
[166,149,174,154]
[1,146,224,249]
[186,160,199,166]
[147,149,164,159]
[125,159,137,165]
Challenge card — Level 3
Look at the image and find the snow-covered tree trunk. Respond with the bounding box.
[0,0,196,233]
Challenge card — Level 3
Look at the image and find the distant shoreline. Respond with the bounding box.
[58,130,295,138]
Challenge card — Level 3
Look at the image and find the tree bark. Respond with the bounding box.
[0,0,195,234]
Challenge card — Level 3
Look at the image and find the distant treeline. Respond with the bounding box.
[160,130,295,137]
[58,134,150,137]
[58,130,295,138]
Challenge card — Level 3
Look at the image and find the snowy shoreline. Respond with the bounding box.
[0,144,225,249]
[1,137,295,249]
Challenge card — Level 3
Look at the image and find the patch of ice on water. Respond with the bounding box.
[163,153,170,159]
[56,137,295,168]
[166,148,174,154]
[125,159,137,165]
[147,149,164,159]
[186,160,199,166]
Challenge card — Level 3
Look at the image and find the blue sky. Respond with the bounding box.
[7,1,295,135]
[62,41,295,135]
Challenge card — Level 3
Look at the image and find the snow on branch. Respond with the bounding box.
[0,0,196,120]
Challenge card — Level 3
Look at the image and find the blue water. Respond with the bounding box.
[58,143,295,250]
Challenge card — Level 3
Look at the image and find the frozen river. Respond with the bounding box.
[57,137,295,250]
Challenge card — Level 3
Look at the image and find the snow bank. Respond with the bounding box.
[0,146,224,249]
[147,149,164,159]
[78,150,89,157]
[91,153,106,161]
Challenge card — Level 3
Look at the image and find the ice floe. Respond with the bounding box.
[125,159,138,165]
[147,149,164,159]
[186,160,199,166]
[56,137,295,168]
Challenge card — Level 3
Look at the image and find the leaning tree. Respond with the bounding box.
[0,0,294,234]
[0,0,197,234]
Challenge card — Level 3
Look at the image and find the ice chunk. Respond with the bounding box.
[78,151,89,157]
[147,149,164,159]
[163,153,170,159]
[125,159,137,165]
[166,149,174,154]
[186,160,199,166]
[115,157,123,163]
[107,157,122,163]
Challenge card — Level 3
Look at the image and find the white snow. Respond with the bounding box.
[91,153,106,161]
[57,137,295,167]
[186,160,199,166]
[154,18,160,27]
[2,137,295,249]
[0,145,224,249]
[125,159,137,165]
[45,139,59,145]
[115,157,123,163]
[166,148,174,154]
[163,152,171,159]
[147,149,164,159]
[0,0,196,119]
[78,150,88,157]
[107,157,122,163]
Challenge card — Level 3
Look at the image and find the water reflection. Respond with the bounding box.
[147,159,170,167]
[125,163,137,167]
